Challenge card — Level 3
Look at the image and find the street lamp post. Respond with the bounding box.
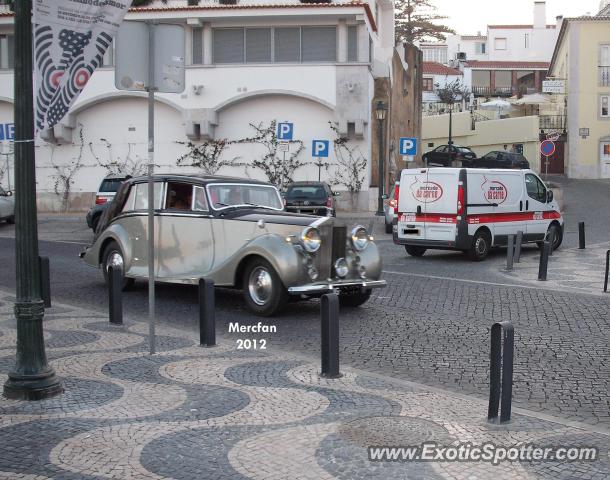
[375,100,387,216]
[3,0,62,400]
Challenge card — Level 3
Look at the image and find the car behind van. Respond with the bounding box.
[392,168,563,261]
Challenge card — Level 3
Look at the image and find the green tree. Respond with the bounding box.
[395,0,455,44]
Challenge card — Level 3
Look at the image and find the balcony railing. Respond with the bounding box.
[539,115,566,132]
[600,66,610,87]
[472,86,540,97]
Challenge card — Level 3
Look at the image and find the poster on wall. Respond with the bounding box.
[33,0,130,133]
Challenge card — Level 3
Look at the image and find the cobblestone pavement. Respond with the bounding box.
[499,242,610,296]
[1,291,610,479]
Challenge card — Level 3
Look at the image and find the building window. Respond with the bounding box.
[192,27,203,65]
[475,42,486,54]
[472,70,491,95]
[494,37,507,50]
[599,44,610,86]
[301,26,336,62]
[601,95,610,118]
[423,78,434,91]
[275,27,300,62]
[347,25,358,62]
[0,34,14,69]
[213,28,245,64]
[494,70,512,94]
[524,33,529,49]
[246,28,272,63]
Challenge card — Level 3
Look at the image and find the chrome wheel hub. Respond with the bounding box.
[248,267,273,306]
[107,251,124,273]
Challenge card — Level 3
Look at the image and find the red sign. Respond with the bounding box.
[410,178,443,203]
[484,181,508,204]
[540,140,556,157]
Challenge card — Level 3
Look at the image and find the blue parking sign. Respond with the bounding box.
[399,137,418,156]
[312,139,329,158]
[277,122,293,141]
[0,123,14,141]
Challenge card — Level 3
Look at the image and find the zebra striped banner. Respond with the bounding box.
[33,0,130,133]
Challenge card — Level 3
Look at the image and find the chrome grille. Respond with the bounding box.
[314,221,332,280]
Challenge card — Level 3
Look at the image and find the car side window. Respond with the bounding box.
[193,186,209,212]
[122,186,137,212]
[436,146,447,153]
[134,183,164,210]
[525,174,546,203]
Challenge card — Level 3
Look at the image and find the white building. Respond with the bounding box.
[446,34,488,64]
[421,62,463,106]
[0,0,419,212]
[420,42,448,64]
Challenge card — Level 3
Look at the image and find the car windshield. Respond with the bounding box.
[207,183,283,211]
[99,178,126,193]
[285,185,327,199]
[457,147,471,153]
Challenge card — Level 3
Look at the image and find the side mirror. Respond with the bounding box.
[333,191,341,197]
[546,190,553,203]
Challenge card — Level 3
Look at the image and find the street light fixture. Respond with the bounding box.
[375,100,387,216]
[3,0,62,400]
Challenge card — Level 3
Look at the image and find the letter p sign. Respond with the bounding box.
[312,140,329,158]
[399,137,418,156]
[277,122,294,141]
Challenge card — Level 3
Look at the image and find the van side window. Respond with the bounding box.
[525,174,546,203]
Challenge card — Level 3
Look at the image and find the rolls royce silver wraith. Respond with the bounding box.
[81,175,386,316]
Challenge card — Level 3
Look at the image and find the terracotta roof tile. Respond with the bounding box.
[422,62,462,75]
[488,24,556,29]
[465,60,550,69]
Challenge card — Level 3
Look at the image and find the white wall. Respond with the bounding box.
[488,27,558,62]
[446,35,488,63]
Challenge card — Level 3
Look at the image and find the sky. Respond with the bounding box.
[430,0,603,35]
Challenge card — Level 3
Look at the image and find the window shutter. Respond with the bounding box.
[192,27,203,65]
[301,26,336,62]
[213,28,244,64]
[274,28,300,62]
[347,26,358,62]
[246,28,271,63]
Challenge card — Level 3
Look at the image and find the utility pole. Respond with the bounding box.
[3,0,62,400]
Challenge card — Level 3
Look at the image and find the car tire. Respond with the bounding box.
[6,215,14,224]
[537,224,563,251]
[101,241,134,290]
[405,245,427,257]
[468,230,491,261]
[339,289,372,308]
[242,257,289,317]
[385,222,392,234]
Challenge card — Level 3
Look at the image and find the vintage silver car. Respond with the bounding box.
[81,174,386,316]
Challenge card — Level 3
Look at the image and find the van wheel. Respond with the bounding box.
[405,246,427,257]
[385,222,393,234]
[242,258,288,317]
[101,241,134,290]
[538,224,563,251]
[468,230,491,261]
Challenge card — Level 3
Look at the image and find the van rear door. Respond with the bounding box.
[397,169,427,240]
[423,169,459,242]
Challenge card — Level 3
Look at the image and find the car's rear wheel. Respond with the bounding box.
[101,241,134,290]
[468,230,491,261]
[339,289,372,308]
[405,245,427,257]
[537,223,563,251]
[242,258,288,316]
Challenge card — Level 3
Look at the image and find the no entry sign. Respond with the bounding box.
[540,140,556,157]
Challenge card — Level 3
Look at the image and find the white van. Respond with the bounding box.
[392,168,563,261]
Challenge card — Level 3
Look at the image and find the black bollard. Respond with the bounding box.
[109,266,123,325]
[604,250,610,293]
[506,234,515,271]
[579,222,585,250]
[39,256,51,308]
[548,229,554,257]
[199,278,216,347]
[488,321,514,424]
[514,231,523,263]
[538,241,550,281]
[320,293,340,378]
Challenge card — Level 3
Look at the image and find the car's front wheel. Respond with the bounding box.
[101,241,134,290]
[242,258,288,316]
[537,223,563,251]
[468,230,491,261]
[339,289,372,308]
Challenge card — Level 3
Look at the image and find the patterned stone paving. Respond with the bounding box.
[500,242,610,296]
[1,290,609,479]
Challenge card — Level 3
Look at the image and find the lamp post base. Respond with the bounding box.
[375,210,385,216]
[3,370,63,401]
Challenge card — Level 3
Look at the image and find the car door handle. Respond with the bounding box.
[520,201,523,211]
[526,200,529,210]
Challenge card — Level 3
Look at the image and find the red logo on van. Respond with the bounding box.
[410,177,444,203]
[481,177,507,205]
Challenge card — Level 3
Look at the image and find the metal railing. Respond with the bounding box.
[539,115,566,132]
[599,66,610,87]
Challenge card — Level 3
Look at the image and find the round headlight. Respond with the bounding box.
[334,258,349,278]
[350,226,369,252]
[308,266,319,280]
[301,227,321,253]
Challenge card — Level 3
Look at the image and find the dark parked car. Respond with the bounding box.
[86,174,130,231]
[464,151,530,169]
[283,181,339,217]
[422,145,476,167]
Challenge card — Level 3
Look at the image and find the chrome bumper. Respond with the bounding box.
[287,279,386,295]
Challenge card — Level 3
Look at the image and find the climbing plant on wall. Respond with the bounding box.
[175,139,238,175]
[328,122,367,196]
